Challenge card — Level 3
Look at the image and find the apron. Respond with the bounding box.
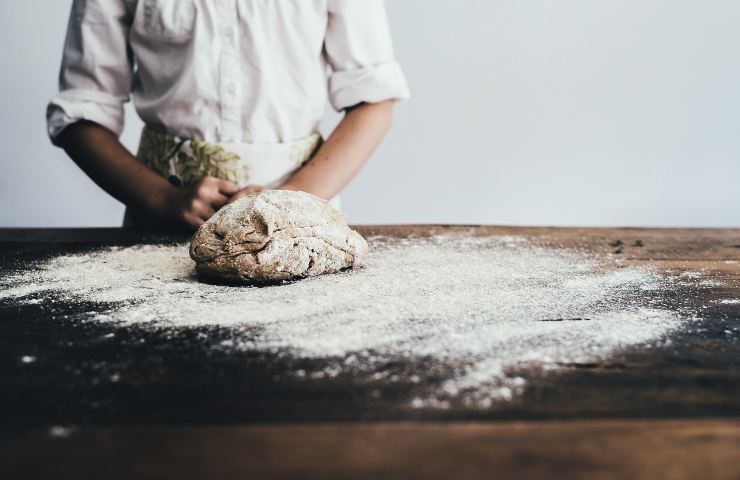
[124,127,339,228]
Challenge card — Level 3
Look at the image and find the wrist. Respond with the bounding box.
[143,183,177,215]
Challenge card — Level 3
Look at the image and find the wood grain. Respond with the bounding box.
[4,419,739,480]
[1,227,738,479]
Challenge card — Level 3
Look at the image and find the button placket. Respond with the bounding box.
[217,0,241,142]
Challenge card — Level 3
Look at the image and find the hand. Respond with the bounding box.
[152,176,239,229]
[227,184,267,204]
[276,181,300,192]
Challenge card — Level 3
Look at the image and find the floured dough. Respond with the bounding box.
[189,190,368,283]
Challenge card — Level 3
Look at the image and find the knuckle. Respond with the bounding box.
[196,184,212,197]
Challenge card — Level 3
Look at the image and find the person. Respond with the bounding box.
[47,0,409,229]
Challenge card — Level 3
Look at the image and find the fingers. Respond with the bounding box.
[194,202,216,221]
[228,185,266,204]
[192,177,235,209]
[182,195,216,225]
[179,179,264,230]
[238,185,265,196]
[200,209,216,221]
[180,199,208,229]
[210,192,230,210]
[183,212,205,229]
[217,179,239,196]
[228,190,251,203]
[193,176,238,195]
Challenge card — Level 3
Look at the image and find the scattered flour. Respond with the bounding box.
[0,234,686,408]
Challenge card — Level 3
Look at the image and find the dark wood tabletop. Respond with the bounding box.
[1,226,739,480]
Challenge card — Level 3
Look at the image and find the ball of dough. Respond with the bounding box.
[189,190,368,283]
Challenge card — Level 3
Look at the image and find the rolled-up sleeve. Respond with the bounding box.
[47,0,134,144]
[325,0,410,111]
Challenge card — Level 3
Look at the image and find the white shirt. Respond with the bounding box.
[47,0,410,144]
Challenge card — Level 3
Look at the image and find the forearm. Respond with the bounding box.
[281,100,395,199]
[56,121,174,212]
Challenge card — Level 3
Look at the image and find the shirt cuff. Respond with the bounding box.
[329,60,410,111]
[47,89,126,144]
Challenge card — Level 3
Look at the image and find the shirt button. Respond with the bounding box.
[227,84,236,95]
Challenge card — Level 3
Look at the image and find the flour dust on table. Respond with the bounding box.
[0,234,689,408]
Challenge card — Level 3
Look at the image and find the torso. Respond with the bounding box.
[124,0,332,143]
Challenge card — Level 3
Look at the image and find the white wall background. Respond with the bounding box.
[1,0,738,227]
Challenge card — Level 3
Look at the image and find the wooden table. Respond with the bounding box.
[1,226,739,480]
